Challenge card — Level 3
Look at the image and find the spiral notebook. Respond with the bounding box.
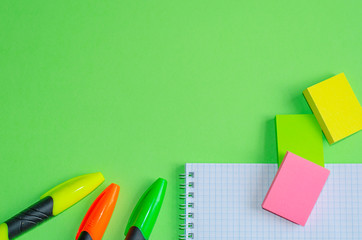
[180,164,362,240]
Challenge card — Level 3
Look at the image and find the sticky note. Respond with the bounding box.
[276,114,324,167]
[303,73,362,144]
[262,151,330,226]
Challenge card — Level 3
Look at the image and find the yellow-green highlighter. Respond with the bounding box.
[0,173,104,240]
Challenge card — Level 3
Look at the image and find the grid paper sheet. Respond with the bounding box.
[184,164,362,240]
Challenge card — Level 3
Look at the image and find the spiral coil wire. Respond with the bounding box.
[179,172,195,239]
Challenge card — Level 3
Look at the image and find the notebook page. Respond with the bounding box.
[184,164,362,240]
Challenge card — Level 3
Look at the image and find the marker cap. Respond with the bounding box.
[76,183,120,240]
[41,172,105,215]
[125,178,167,239]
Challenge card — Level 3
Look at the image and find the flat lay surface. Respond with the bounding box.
[1,0,362,239]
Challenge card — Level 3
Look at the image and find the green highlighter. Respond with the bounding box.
[0,173,104,240]
[125,178,167,240]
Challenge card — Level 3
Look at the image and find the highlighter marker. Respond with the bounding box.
[76,183,120,240]
[124,178,167,240]
[0,173,104,240]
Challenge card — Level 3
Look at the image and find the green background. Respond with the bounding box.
[1,0,361,239]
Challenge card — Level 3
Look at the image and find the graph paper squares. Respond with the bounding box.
[303,73,362,144]
[184,163,362,239]
[262,152,330,226]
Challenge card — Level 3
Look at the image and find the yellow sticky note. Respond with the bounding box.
[303,73,362,144]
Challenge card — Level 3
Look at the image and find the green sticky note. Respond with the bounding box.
[276,114,324,167]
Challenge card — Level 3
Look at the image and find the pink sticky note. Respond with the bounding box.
[262,151,330,226]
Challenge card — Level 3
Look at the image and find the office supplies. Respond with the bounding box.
[262,152,329,225]
[0,173,104,240]
[76,183,120,240]
[303,73,362,144]
[276,114,324,167]
[124,178,167,240]
[180,163,362,240]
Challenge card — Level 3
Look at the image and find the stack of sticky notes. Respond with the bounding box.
[262,151,330,226]
[263,73,362,226]
[275,114,323,167]
[303,73,362,144]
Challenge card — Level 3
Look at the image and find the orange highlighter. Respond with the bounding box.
[76,183,120,240]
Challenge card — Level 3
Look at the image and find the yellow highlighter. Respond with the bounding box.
[0,173,104,240]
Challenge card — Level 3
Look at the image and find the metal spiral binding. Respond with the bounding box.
[179,171,195,240]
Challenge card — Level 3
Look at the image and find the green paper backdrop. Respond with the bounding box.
[1,0,361,239]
